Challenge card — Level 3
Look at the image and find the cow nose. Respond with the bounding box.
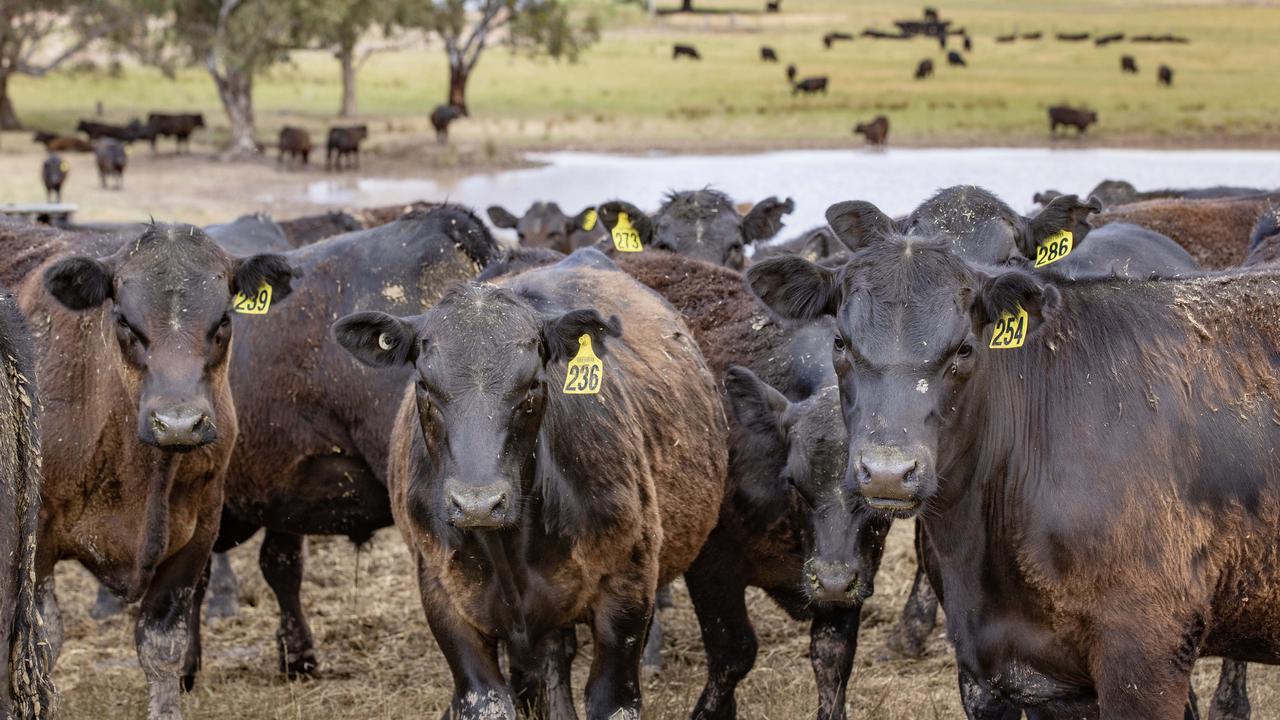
[857,455,920,503]
[148,409,215,448]
[445,480,511,528]
[806,558,860,604]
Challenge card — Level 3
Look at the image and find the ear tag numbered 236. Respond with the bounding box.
[1034,229,1073,268]
[989,307,1028,350]
[233,282,273,315]
[563,334,603,395]
[611,211,643,253]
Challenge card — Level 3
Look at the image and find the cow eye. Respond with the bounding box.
[833,336,846,352]
[956,343,973,359]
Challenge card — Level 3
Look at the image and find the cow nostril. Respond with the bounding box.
[191,414,208,433]
[492,492,508,515]
[857,461,872,488]
[151,414,168,433]
[902,462,920,488]
[845,577,860,595]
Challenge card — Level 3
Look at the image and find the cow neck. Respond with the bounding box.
[472,530,530,652]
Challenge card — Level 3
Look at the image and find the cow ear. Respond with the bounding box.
[44,256,114,310]
[332,311,420,367]
[571,207,598,232]
[1025,193,1102,256]
[233,254,297,303]
[487,206,519,229]
[741,196,795,243]
[801,228,838,261]
[597,201,653,248]
[747,256,842,320]
[724,366,789,440]
[972,270,1062,343]
[541,309,622,363]
[826,200,899,252]
[723,366,793,524]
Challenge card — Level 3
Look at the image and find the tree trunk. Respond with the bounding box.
[448,62,469,114]
[0,72,21,130]
[338,36,357,117]
[212,67,258,157]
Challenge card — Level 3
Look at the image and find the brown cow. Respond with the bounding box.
[1093,195,1279,268]
[854,115,889,146]
[333,248,726,718]
[2,219,294,720]
[277,126,312,166]
[1049,105,1098,135]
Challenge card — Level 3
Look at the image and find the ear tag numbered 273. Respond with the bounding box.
[233,282,273,315]
[563,334,603,395]
[1034,229,1073,268]
[989,307,1028,350]
[611,211,643,253]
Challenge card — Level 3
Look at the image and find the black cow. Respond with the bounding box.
[760,46,779,62]
[1121,54,1139,73]
[41,155,68,203]
[822,32,854,49]
[1021,31,1042,40]
[326,125,368,171]
[1056,31,1090,41]
[673,43,702,60]
[947,50,966,66]
[1049,105,1098,135]
[146,112,205,153]
[765,0,780,11]
[204,214,291,255]
[915,58,934,79]
[963,34,972,51]
[487,202,602,253]
[995,34,1015,43]
[76,120,135,143]
[1159,64,1174,85]
[793,76,830,94]
[430,104,467,145]
[92,139,126,190]
[1096,32,1125,46]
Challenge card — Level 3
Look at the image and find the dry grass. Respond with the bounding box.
[50,520,1280,719]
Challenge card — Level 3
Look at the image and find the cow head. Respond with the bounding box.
[44,224,295,449]
[747,232,1059,517]
[487,202,597,253]
[333,284,621,534]
[599,190,794,269]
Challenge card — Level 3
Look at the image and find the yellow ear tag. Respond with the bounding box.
[563,334,603,395]
[59,160,70,173]
[611,211,643,253]
[232,282,273,315]
[581,208,598,231]
[989,307,1029,350]
[1034,229,1073,268]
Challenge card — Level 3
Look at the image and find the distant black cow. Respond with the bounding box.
[765,0,780,11]
[792,76,829,95]
[1095,32,1125,46]
[1056,31,1090,41]
[915,58,934,79]
[947,50,966,66]
[1121,55,1139,73]
[325,125,367,171]
[786,63,797,82]
[760,46,778,62]
[92,139,126,189]
[673,43,701,60]
[41,155,68,202]
[1159,64,1174,86]
[430,104,467,145]
[76,120,134,143]
[963,34,972,51]
[923,7,938,23]
[1021,31,1042,40]
[277,127,312,166]
[995,34,1015,43]
[146,112,204,153]
[1049,105,1098,135]
[854,115,889,146]
[823,32,853,49]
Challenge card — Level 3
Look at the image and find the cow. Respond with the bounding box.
[765,0,780,11]
[204,213,291,255]
[745,228,1280,720]
[1039,222,1199,280]
[430,104,467,145]
[963,33,972,51]
[673,43,702,60]
[0,288,55,719]
[276,209,364,247]
[995,34,1015,43]
[277,127,312,166]
[853,115,889,146]
[1042,179,1272,209]
[76,119,135,143]
[915,58,934,79]
[1021,31,1042,40]
[946,50,966,66]
[42,155,69,203]
[760,46,779,62]
[1093,195,1280,269]
[822,32,854,49]
[1159,64,1175,86]
[487,202,603,253]
[93,139,126,190]
[792,76,830,95]
[1121,54,1139,73]
[596,190,794,269]
[1,219,295,720]
[1049,105,1098,135]
[754,226,844,263]
[146,112,205,153]
[332,248,727,719]
[1096,32,1125,46]
[33,132,92,153]
[325,124,368,171]
[1056,31,1090,41]
[1245,206,1280,267]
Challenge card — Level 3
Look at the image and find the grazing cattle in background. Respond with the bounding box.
[487,202,602,253]
[765,0,780,11]
[1093,195,1280,269]
[429,104,466,145]
[0,289,55,720]
[1048,105,1097,135]
[1,220,295,720]
[915,58,934,79]
[746,231,1280,720]
[995,33,1015,43]
[822,32,853,49]
[1096,32,1125,46]
[673,43,702,60]
[146,112,205,153]
[33,132,92,153]
[42,155,69,203]
[76,119,137,143]
[333,249,727,719]
[277,127,312,166]
[962,34,972,51]
[760,46,778,62]
[1056,31,1090,41]
[325,125,368,171]
[792,75,830,95]
[598,190,794,269]
[1121,54,1139,73]
[946,50,966,66]
[92,139,126,190]
[1021,31,1042,40]
[854,115,889,146]
[1159,64,1174,85]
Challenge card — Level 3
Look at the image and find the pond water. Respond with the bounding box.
[302,148,1280,238]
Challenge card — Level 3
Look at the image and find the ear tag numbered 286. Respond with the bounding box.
[233,282,273,315]
[611,211,643,253]
[989,307,1028,350]
[563,334,603,395]
[1034,229,1073,268]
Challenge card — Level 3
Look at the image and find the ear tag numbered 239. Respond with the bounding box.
[989,307,1028,350]
[1034,229,1073,268]
[581,208,599,232]
[611,211,643,253]
[563,334,603,395]
[233,282,273,315]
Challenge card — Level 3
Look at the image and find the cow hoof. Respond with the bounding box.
[281,651,319,679]
[181,673,197,693]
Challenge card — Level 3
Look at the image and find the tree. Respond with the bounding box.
[401,0,598,114]
[0,1,137,129]
[303,0,405,117]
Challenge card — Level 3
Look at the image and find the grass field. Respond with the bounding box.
[10,0,1280,151]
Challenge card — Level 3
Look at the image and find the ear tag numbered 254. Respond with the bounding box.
[989,307,1028,349]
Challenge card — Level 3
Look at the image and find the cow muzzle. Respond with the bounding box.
[854,448,926,514]
[141,404,216,449]
[803,557,862,605]
[444,478,514,529]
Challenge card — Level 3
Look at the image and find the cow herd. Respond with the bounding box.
[1,178,1280,719]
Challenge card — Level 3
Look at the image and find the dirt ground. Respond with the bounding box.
[49,518,1280,719]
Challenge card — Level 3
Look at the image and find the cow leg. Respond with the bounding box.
[892,521,939,658]
[544,628,578,720]
[686,542,755,720]
[36,579,63,666]
[1093,639,1192,720]
[1208,660,1249,720]
[584,593,651,720]
[957,669,1021,720]
[91,583,126,620]
[810,604,863,720]
[204,551,239,621]
[180,557,211,692]
[259,529,317,678]
[642,606,664,675]
[136,534,216,720]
